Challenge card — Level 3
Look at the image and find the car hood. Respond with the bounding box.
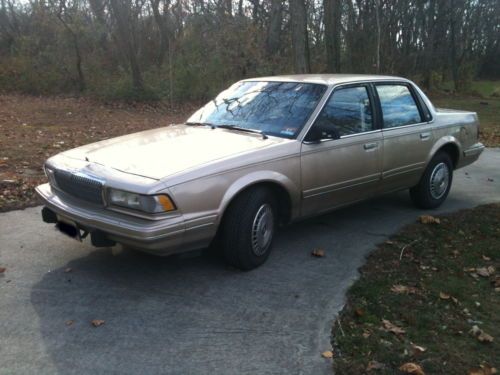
[61,125,287,180]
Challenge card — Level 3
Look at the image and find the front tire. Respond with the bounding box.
[410,152,453,209]
[222,187,277,270]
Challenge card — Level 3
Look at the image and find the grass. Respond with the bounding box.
[332,204,500,374]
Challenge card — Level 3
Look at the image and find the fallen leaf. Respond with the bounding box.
[91,319,105,327]
[367,360,385,371]
[355,308,364,317]
[311,249,325,257]
[410,343,427,355]
[470,325,494,343]
[362,331,371,338]
[482,255,491,261]
[391,285,418,294]
[439,292,451,300]
[399,362,425,375]
[391,285,409,294]
[321,350,334,359]
[487,266,495,275]
[419,215,440,224]
[65,320,74,326]
[64,268,72,273]
[478,331,494,343]
[382,319,405,335]
[468,365,498,375]
[0,267,5,273]
[476,267,491,277]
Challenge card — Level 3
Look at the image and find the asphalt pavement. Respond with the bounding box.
[0,149,499,375]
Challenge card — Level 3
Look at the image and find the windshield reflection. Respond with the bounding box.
[187,81,327,138]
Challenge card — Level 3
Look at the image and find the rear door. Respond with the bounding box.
[374,82,434,192]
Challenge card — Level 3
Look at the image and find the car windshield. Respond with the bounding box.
[186,81,327,139]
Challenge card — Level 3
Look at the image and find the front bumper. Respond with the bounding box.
[35,183,208,255]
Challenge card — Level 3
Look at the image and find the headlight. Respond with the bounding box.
[44,165,58,188]
[108,189,176,213]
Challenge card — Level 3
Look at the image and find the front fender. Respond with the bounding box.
[219,170,301,223]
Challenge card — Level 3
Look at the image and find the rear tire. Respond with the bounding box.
[221,187,277,270]
[410,151,453,209]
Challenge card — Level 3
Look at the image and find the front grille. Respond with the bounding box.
[54,170,104,205]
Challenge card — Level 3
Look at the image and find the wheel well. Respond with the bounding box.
[437,143,459,168]
[224,182,293,225]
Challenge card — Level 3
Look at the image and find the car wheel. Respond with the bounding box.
[222,187,277,270]
[410,151,453,209]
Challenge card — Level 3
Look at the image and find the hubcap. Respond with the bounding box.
[251,203,274,256]
[429,162,450,200]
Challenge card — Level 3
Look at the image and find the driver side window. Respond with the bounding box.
[307,86,373,141]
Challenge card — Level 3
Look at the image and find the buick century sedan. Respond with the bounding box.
[36,74,484,270]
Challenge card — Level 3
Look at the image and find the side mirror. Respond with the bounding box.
[304,127,323,143]
[304,126,339,143]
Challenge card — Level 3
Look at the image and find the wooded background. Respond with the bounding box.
[0,0,498,101]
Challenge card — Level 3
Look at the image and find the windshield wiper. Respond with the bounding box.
[216,124,268,140]
[185,121,216,129]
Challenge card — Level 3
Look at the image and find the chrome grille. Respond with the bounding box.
[54,170,103,205]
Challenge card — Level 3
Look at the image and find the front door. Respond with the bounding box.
[300,84,382,217]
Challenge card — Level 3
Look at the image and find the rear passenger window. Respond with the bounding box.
[311,86,373,139]
[376,85,423,128]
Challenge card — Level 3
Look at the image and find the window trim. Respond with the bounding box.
[304,82,379,142]
[372,81,433,130]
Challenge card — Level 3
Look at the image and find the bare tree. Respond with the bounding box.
[289,0,310,73]
[108,0,144,92]
[324,0,341,72]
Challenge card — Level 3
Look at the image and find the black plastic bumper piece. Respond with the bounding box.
[91,230,116,247]
[42,207,58,223]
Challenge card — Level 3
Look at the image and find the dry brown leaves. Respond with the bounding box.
[381,319,405,335]
[399,362,425,375]
[419,215,441,224]
[0,267,6,274]
[468,365,498,375]
[91,319,105,327]
[439,292,451,300]
[410,343,427,356]
[321,350,334,359]
[65,320,74,326]
[391,285,419,295]
[311,249,325,257]
[470,325,494,343]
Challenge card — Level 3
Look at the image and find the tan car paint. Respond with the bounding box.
[36,74,484,255]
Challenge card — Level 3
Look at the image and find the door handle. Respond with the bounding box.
[363,142,378,150]
[420,132,431,140]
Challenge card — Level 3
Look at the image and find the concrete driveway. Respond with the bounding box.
[1,149,499,375]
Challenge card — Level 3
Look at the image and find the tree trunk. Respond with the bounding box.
[289,0,311,73]
[449,0,460,91]
[151,0,169,67]
[109,0,144,92]
[324,0,342,72]
[374,0,381,73]
[266,0,282,55]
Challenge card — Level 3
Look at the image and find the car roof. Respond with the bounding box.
[241,74,409,86]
